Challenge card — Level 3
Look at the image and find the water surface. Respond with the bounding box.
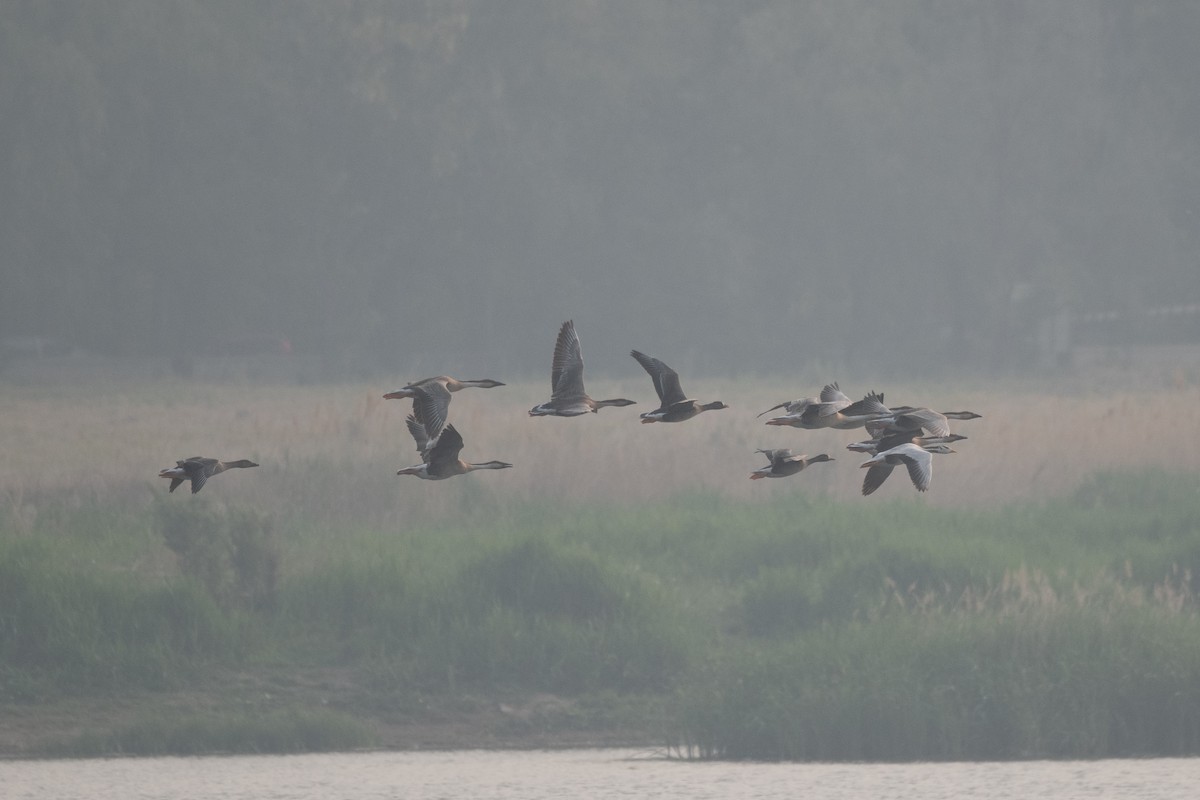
[2,749,1198,800]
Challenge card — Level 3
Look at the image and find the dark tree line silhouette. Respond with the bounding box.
[2,1,1197,378]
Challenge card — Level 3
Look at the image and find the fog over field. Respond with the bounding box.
[6,2,1200,763]
[2,1,1199,383]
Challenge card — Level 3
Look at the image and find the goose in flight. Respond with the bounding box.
[383,375,505,400]
[870,407,982,438]
[749,450,834,480]
[756,393,821,419]
[529,320,636,417]
[630,349,728,423]
[846,432,967,455]
[858,443,955,496]
[397,421,512,480]
[159,457,259,494]
[767,387,889,430]
[384,376,503,441]
[393,382,454,444]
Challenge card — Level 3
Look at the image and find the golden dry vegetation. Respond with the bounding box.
[4,369,1199,518]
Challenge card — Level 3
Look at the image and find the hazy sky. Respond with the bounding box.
[2,1,1198,380]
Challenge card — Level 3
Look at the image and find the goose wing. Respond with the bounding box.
[757,397,815,418]
[839,392,890,418]
[895,447,934,491]
[861,463,895,496]
[405,414,434,458]
[549,320,587,401]
[820,382,850,405]
[889,408,951,437]
[180,459,212,494]
[426,424,465,471]
[630,350,687,406]
[411,382,452,442]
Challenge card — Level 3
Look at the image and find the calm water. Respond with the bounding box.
[2,749,1199,800]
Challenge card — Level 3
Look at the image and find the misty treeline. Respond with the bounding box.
[2,1,1197,377]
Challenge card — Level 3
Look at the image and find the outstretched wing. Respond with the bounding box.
[405,414,435,459]
[550,320,586,401]
[820,382,849,404]
[898,449,934,491]
[889,408,951,437]
[411,382,452,442]
[630,350,687,406]
[181,460,211,494]
[861,463,894,496]
[427,424,465,470]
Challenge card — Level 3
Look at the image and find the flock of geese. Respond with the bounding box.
[159,320,980,496]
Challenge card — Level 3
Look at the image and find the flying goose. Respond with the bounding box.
[761,382,848,428]
[749,450,834,480]
[767,387,890,430]
[630,350,728,423]
[756,394,820,419]
[394,382,453,444]
[383,375,505,400]
[870,407,983,438]
[846,432,967,455]
[858,443,955,496]
[158,457,259,494]
[397,422,512,480]
[529,320,636,416]
[384,376,503,439]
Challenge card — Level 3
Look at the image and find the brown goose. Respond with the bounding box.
[630,350,728,423]
[757,381,847,419]
[756,395,820,419]
[749,450,834,480]
[158,457,258,494]
[766,387,890,430]
[383,375,505,400]
[870,407,983,438]
[529,320,636,417]
[394,382,453,444]
[396,422,512,480]
[858,443,955,496]
[846,432,968,455]
[384,376,504,438]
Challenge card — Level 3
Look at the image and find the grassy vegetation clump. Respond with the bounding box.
[157,500,280,611]
[0,537,242,700]
[277,533,691,694]
[675,603,1200,761]
[46,708,374,757]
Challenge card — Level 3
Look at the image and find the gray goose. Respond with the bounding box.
[767,386,890,430]
[529,320,636,417]
[159,457,259,494]
[630,350,728,423]
[749,450,834,480]
[383,375,504,400]
[858,443,955,496]
[847,432,968,455]
[869,407,983,438]
[397,421,512,480]
[384,376,504,439]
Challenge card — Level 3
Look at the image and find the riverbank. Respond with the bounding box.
[5,379,1200,760]
[0,667,665,757]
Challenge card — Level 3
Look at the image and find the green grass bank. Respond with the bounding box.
[3,468,1200,759]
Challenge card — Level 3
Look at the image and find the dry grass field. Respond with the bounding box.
[3,366,1198,522]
